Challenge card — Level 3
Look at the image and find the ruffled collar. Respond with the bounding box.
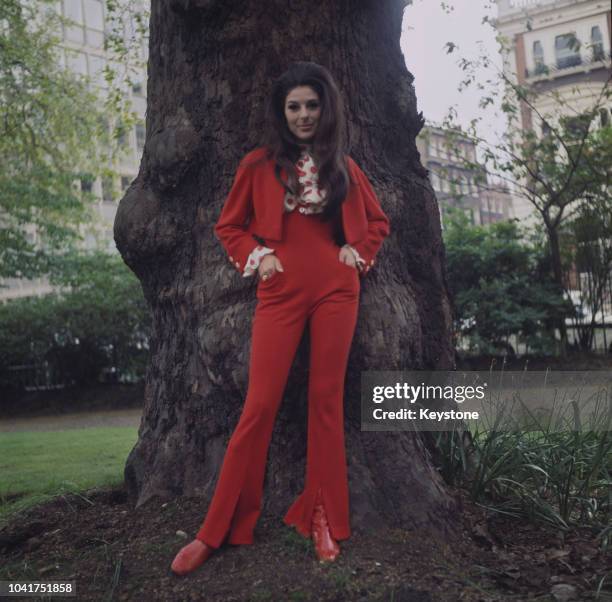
[284,144,325,213]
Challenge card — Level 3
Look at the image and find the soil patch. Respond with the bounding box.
[0,484,607,601]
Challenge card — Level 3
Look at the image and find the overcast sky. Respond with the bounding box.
[400,0,507,152]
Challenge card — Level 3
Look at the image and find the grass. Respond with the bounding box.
[325,564,356,592]
[0,426,138,527]
[282,528,313,555]
[431,399,612,549]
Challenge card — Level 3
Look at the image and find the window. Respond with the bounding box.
[600,108,610,128]
[80,177,93,193]
[591,26,604,61]
[86,29,104,48]
[101,175,115,202]
[141,39,149,61]
[63,0,82,24]
[64,23,83,43]
[135,122,145,152]
[431,172,440,191]
[125,13,140,39]
[98,115,110,135]
[83,0,103,29]
[89,54,106,88]
[115,120,130,148]
[63,0,83,43]
[65,49,87,76]
[555,33,581,70]
[533,40,547,74]
[561,114,591,143]
[564,115,589,137]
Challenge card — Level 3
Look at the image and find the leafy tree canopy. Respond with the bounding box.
[0,0,116,279]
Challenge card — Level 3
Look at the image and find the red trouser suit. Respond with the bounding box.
[196,208,360,547]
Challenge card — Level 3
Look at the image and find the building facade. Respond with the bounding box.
[493,0,611,219]
[416,124,516,229]
[495,0,610,127]
[0,0,148,301]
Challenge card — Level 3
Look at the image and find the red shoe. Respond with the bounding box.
[311,489,340,562]
[171,539,214,575]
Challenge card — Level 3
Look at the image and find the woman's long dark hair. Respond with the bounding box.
[258,61,354,222]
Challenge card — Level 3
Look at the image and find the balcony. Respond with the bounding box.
[525,50,611,80]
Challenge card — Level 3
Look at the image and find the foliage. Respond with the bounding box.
[433,414,611,551]
[436,13,612,352]
[565,126,612,350]
[0,249,151,388]
[103,0,149,122]
[0,0,118,279]
[444,208,573,354]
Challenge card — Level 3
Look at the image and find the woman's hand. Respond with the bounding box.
[338,245,357,268]
[258,254,284,280]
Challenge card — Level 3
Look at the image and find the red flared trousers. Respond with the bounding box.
[196,208,360,548]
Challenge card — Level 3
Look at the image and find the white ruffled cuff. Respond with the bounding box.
[344,244,366,271]
[243,245,275,277]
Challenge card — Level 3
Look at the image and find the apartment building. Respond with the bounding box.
[416,124,515,229]
[493,0,611,221]
[0,0,149,301]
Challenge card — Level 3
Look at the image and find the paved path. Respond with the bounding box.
[0,408,142,433]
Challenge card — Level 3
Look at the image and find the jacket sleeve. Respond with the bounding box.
[350,162,390,275]
[214,156,260,274]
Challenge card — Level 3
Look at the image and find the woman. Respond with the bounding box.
[171,61,389,575]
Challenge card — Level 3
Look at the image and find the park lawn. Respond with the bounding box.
[0,426,137,528]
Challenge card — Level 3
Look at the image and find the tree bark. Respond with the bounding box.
[115,0,458,538]
[546,223,569,355]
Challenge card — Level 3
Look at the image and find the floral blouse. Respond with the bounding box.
[243,148,365,277]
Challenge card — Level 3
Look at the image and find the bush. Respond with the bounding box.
[0,250,151,391]
[443,209,574,354]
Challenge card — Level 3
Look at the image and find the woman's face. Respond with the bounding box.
[284,85,321,142]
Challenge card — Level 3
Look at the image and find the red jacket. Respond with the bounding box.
[214,146,390,275]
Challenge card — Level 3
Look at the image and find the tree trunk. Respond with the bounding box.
[547,225,569,355]
[114,0,458,539]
